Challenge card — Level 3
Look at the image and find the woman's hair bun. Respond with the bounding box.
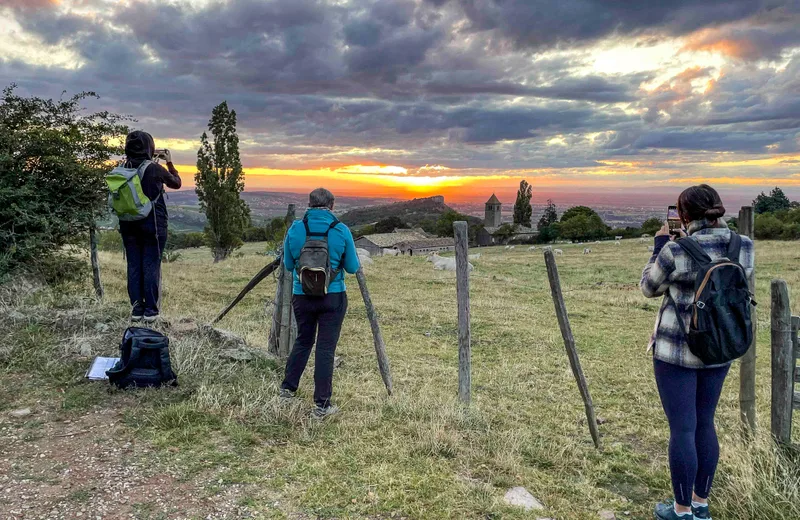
[705,205,725,219]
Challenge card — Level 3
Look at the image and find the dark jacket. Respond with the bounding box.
[119,131,181,235]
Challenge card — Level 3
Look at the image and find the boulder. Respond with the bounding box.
[598,510,616,520]
[503,487,544,512]
[9,408,32,418]
[199,325,248,350]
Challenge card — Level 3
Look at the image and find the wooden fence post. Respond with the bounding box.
[793,315,800,427]
[89,226,104,300]
[454,221,471,405]
[355,268,393,395]
[277,204,297,358]
[543,248,602,449]
[770,279,793,445]
[738,206,757,434]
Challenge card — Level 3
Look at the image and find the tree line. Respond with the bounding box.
[2,86,798,283]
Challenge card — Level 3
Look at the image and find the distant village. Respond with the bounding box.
[355,194,536,256]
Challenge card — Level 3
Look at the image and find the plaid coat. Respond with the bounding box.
[640,219,755,369]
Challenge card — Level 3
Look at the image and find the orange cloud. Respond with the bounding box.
[0,0,60,8]
[682,29,760,60]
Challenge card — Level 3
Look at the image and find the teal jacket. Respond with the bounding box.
[283,208,360,295]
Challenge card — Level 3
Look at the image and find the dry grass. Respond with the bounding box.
[2,239,800,519]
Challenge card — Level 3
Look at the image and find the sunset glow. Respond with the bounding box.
[2,0,797,202]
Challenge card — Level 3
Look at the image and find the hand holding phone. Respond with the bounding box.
[667,205,682,236]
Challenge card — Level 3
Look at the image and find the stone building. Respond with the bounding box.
[475,194,537,246]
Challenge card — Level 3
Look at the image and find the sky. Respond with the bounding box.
[1,0,800,203]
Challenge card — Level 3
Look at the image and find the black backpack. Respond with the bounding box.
[672,232,756,365]
[296,216,342,296]
[107,327,177,389]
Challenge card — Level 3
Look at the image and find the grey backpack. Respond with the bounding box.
[296,216,342,296]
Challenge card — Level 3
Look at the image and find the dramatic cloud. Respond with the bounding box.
[0,0,799,193]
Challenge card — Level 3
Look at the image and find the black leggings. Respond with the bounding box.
[282,292,348,407]
[654,359,730,507]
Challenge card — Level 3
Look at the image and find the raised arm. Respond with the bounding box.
[640,236,676,298]
[156,150,181,189]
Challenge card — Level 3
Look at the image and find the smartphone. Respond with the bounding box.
[667,205,681,235]
[153,149,167,159]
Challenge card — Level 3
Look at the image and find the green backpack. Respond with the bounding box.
[106,160,158,221]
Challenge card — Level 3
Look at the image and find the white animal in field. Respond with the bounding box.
[509,245,516,249]
[528,246,537,251]
[640,237,646,243]
[356,248,372,258]
[504,245,511,250]
[614,235,623,241]
[469,253,481,260]
[427,251,474,271]
[382,248,400,256]
[583,248,592,254]
[595,241,601,244]
[554,249,564,256]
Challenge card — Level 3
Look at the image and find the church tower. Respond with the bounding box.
[484,193,502,227]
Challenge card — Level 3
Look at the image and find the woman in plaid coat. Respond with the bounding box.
[640,185,754,520]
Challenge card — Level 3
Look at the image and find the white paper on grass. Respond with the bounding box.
[85,356,120,380]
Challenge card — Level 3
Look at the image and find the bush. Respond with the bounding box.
[166,231,206,251]
[754,214,785,239]
[242,226,268,242]
[0,86,128,281]
[97,230,124,252]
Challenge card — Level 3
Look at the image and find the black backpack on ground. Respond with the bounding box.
[671,232,756,365]
[107,327,177,389]
[296,216,342,296]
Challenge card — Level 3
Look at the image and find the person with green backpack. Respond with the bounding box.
[109,131,181,322]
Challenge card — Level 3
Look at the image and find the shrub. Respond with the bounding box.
[97,230,124,252]
[0,86,128,281]
[754,214,785,239]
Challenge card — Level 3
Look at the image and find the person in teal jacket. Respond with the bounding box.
[280,188,360,419]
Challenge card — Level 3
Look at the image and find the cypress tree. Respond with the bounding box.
[195,102,250,262]
[513,180,533,227]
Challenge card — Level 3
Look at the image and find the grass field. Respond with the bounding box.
[2,239,799,519]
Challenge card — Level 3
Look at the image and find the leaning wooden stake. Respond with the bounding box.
[212,257,281,324]
[355,268,393,395]
[543,248,602,449]
[89,226,104,300]
[739,206,757,435]
[770,279,793,445]
[454,221,471,405]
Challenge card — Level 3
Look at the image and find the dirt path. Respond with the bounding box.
[1,400,256,520]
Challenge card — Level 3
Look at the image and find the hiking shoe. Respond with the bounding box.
[692,504,711,520]
[279,388,296,400]
[655,500,694,520]
[143,314,159,324]
[311,404,339,420]
[131,313,143,322]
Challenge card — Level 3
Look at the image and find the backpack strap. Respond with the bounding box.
[303,216,340,237]
[726,232,742,263]
[135,160,152,180]
[675,236,712,267]
[106,344,143,381]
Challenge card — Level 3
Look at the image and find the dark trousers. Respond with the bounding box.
[282,292,348,407]
[654,359,730,507]
[121,228,166,317]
